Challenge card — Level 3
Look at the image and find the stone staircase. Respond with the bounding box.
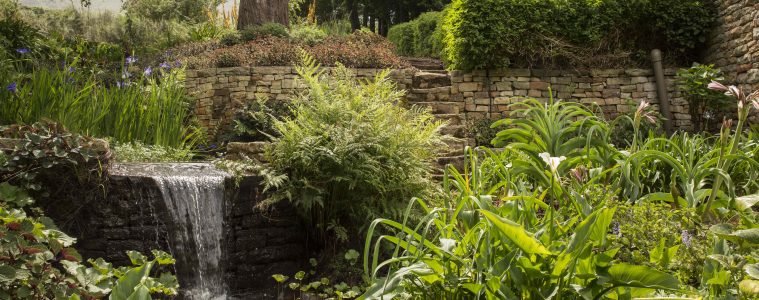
[404,59,467,176]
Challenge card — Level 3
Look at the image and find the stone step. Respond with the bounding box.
[435,113,464,125]
[441,124,466,138]
[413,71,452,89]
[434,155,466,173]
[413,102,464,114]
[405,57,446,71]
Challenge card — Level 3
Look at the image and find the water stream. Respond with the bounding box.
[111,163,229,300]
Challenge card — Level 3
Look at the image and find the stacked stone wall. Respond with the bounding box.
[704,0,759,90]
[186,66,691,146]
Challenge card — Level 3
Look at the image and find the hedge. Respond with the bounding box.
[405,0,718,70]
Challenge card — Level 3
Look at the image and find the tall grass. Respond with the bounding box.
[0,66,198,148]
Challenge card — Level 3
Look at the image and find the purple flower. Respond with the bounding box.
[125,56,138,65]
[174,60,182,68]
[210,144,217,149]
[160,62,171,70]
[681,230,692,248]
[612,222,621,236]
[67,67,76,73]
[15,48,29,54]
[116,81,126,88]
[143,66,153,76]
[6,82,17,93]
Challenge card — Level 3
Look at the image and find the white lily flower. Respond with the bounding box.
[539,152,566,174]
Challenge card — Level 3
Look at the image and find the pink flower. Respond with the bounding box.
[708,81,728,92]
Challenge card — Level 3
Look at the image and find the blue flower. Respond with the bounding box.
[6,82,17,93]
[160,62,171,70]
[67,67,76,73]
[15,48,29,54]
[125,56,138,65]
[174,60,182,68]
[143,66,153,76]
[611,222,621,236]
[116,81,126,88]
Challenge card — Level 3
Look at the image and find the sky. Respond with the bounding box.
[20,0,122,11]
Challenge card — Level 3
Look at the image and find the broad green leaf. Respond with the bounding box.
[746,264,759,280]
[735,193,759,211]
[732,228,759,244]
[606,264,680,290]
[109,262,153,300]
[0,266,16,283]
[480,210,552,255]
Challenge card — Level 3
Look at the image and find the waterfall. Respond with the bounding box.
[112,163,229,300]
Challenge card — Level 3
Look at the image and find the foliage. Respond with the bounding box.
[289,24,327,46]
[386,22,415,56]
[263,53,447,244]
[677,64,731,132]
[440,0,716,70]
[387,11,445,58]
[0,122,102,195]
[224,97,290,143]
[361,148,682,299]
[219,31,242,46]
[609,202,709,287]
[240,22,290,42]
[271,253,363,299]
[705,220,759,298]
[466,118,499,147]
[176,32,411,69]
[0,205,178,300]
[112,142,194,163]
[214,52,241,67]
[123,0,218,23]
[0,56,199,148]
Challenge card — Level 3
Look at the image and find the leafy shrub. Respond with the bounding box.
[361,149,682,298]
[175,32,411,69]
[387,21,415,56]
[441,0,716,70]
[609,202,709,287]
[219,31,241,46]
[113,142,194,163]
[240,22,289,42]
[289,24,327,46]
[224,97,291,143]
[214,52,241,67]
[0,205,178,299]
[0,122,103,195]
[677,64,731,131]
[466,118,500,147]
[388,11,445,58]
[263,53,447,244]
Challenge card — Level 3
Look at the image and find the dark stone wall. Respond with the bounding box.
[56,173,306,299]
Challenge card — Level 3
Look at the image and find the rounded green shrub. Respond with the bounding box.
[219,31,242,46]
[289,24,327,46]
[240,22,289,42]
[215,52,240,68]
[387,21,416,57]
[412,11,444,58]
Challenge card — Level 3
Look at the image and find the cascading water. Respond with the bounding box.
[111,163,229,300]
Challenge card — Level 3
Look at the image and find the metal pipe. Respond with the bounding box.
[651,49,673,134]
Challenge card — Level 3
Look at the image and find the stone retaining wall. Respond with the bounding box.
[186,66,691,145]
[704,0,759,90]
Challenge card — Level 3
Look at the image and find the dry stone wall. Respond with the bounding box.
[186,66,691,146]
[704,0,759,90]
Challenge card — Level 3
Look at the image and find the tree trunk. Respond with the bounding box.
[369,15,375,33]
[349,0,360,31]
[237,0,289,30]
